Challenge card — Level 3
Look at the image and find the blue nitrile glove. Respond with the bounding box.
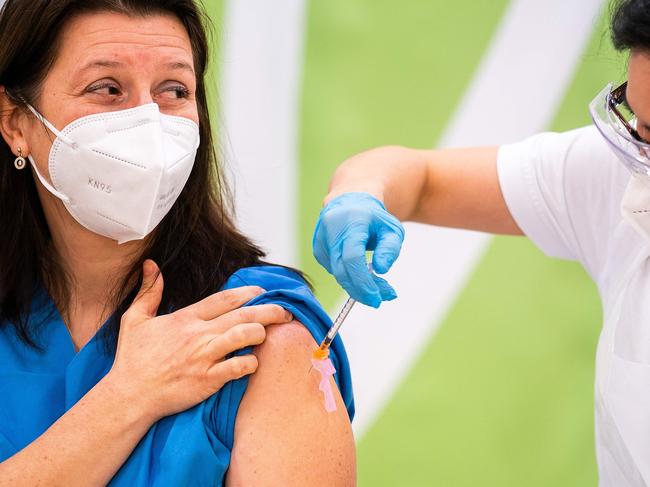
[312,192,405,308]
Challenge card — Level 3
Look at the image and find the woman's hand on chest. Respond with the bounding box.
[107,260,293,422]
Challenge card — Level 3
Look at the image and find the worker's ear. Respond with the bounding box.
[0,86,31,158]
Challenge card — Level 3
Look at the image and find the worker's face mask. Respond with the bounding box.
[26,103,200,244]
[621,174,650,241]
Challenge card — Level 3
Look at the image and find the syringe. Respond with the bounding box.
[312,263,372,363]
[312,297,357,360]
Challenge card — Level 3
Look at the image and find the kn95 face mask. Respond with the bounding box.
[26,103,200,244]
[621,173,650,242]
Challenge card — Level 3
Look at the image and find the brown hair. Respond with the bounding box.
[0,0,268,349]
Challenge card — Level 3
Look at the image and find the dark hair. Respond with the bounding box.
[0,0,268,349]
[612,0,650,51]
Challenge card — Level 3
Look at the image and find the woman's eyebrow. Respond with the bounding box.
[77,60,194,75]
[165,61,195,75]
[77,59,124,74]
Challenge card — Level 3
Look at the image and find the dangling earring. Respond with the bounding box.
[14,148,26,170]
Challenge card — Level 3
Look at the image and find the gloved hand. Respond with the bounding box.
[312,192,405,308]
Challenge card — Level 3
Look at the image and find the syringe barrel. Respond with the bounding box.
[326,298,356,342]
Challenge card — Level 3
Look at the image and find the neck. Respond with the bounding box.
[53,228,142,305]
[40,188,145,329]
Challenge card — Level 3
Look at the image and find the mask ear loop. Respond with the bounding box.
[25,104,76,147]
[26,154,71,203]
[23,103,73,203]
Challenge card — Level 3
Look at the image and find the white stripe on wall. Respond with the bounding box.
[342,0,607,438]
[219,0,307,267]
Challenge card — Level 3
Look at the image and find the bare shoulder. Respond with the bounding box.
[258,320,314,359]
[225,321,356,487]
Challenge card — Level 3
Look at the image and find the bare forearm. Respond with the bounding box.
[411,146,521,234]
[327,145,522,235]
[326,145,429,222]
[0,373,155,487]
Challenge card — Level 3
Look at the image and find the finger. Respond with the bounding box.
[332,252,381,308]
[204,322,267,360]
[128,260,164,320]
[312,217,334,273]
[331,254,364,301]
[208,304,293,333]
[373,274,398,302]
[371,229,404,275]
[327,235,348,289]
[207,355,259,390]
[339,231,382,308]
[187,286,266,321]
[327,234,350,281]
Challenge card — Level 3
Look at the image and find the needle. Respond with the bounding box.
[309,297,357,373]
[309,263,372,373]
[321,296,357,350]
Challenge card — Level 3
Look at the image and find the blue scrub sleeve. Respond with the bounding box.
[206,265,355,450]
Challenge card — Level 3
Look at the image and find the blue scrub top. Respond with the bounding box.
[0,266,354,486]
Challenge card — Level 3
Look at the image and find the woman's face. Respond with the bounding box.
[626,49,650,143]
[23,11,199,182]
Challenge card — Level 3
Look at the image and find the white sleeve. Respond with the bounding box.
[497,126,629,281]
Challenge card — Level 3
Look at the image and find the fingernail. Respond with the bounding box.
[143,260,152,279]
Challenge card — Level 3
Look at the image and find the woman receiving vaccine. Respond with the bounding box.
[0,0,355,485]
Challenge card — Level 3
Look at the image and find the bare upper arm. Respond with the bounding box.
[413,146,523,235]
[225,321,356,487]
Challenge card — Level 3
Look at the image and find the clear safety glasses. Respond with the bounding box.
[590,82,650,176]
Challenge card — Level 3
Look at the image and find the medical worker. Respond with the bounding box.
[313,0,650,484]
[0,0,355,485]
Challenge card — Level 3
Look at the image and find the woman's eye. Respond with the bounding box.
[161,84,191,99]
[87,82,122,96]
[168,86,190,98]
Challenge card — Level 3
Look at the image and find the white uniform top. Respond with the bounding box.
[498,126,650,486]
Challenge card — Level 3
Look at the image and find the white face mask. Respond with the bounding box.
[26,103,200,244]
[621,173,650,241]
